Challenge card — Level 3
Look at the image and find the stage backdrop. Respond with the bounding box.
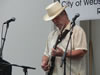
[61,0,100,21]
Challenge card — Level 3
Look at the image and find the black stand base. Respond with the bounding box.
[0,57,12,75]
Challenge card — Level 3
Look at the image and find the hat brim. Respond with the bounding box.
[43,6,66,21]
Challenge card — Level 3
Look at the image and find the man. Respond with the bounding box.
[41,1,87,75]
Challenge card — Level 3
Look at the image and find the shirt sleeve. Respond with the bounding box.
[73,26,87,51]
[44,40,49,57]
[43,31,54,57]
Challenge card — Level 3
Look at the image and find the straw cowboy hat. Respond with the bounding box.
[43,1,67,21]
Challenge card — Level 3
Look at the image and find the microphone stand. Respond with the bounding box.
[20,65,36,75]
[0,62,36,75]
[0,23,10,57]
[0,22,12,75]
[0,22,36,75]
[60,16,78,75]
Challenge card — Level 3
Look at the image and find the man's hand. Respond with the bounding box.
[41,61,50,71]
[41,55,50,71]
[51,47,64,56]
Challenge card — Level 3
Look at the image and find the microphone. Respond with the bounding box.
[3,17,16,24]
[72,13,80,22]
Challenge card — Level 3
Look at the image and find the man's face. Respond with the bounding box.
[52,11,66,29]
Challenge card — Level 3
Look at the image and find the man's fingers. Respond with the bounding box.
[44,64,50,71]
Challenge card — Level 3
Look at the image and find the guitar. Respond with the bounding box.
[47,29,69,75]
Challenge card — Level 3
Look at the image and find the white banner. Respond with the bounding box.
[60,0,100,21]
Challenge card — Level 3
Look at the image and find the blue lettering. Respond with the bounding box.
[84,0,89,5]
[97,8,100,14]
[84,0,100,5]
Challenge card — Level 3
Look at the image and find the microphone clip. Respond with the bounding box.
[3,17,16,24]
